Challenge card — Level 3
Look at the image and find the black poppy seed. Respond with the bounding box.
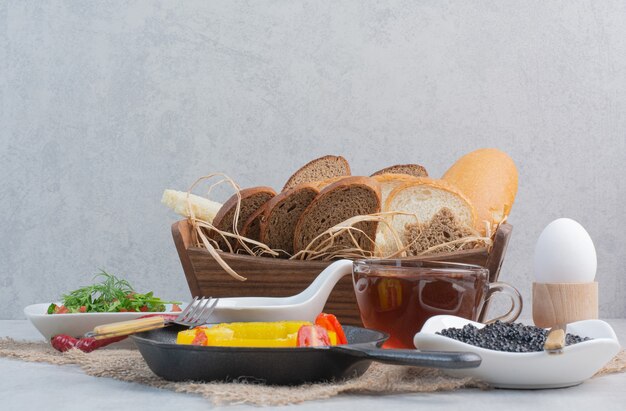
[435,321,591,352]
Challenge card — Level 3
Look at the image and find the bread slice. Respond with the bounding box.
[372,174,420,208]
[309,175,350,191]
[282,155,351,191]
[259,183,320,255]
[376,178,476,256]
[240,204,268,243]
[372,174,420,256]
[211,186,276,250]
[293,176,381,255]
[371,164,428,178]
[404,208,479,256]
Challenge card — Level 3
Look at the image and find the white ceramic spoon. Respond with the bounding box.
[205,259,354,323]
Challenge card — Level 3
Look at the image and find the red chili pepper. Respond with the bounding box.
[315,313,347,344]
[50,334,79,352]
[139,305,149,312]
[50,334,126,353]
[74,335,127,353]
[297,325,331,347]
[50,314,179,353]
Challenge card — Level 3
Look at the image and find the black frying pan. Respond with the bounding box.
[131,325,481,385]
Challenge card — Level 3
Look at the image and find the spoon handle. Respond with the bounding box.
[544,323,567,354]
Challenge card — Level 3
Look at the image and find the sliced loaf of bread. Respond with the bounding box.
[259,183,319,256]
[293,176,381,255]
[404,208,479,256]
[282,155,351,191]
[211,186,276,250]
[371,164,428,178]
[376,178,476,256]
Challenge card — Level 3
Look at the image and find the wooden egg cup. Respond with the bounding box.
[532,282,598,328]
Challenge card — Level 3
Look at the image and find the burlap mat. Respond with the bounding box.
[1,338,624,406]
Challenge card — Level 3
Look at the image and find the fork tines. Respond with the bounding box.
[177,296,219,327]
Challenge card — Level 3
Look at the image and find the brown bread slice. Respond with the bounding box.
[404,208,479,256]
[259,183,320,256]
[371,164,429,178]
[211,186,276,251]
[309,175,350,191]
[293,176,381,255]
[282,155,351,191]
[240,204,268,243]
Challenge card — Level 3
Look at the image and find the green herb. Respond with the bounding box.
[47,270,180,314]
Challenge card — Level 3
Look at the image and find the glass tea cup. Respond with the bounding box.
[352,259,522,348]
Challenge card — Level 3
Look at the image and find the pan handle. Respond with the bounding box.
[332,345,481,369]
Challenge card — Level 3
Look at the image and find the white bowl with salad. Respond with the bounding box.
[24,271,184,346]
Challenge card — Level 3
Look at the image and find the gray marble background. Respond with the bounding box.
[2,1,625,320]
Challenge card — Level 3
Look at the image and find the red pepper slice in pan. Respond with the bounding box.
[297,325,331,347]
[191,329,208,346]
[315,313,347,344]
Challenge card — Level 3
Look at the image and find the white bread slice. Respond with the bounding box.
[282,155,351,191]
[372,174,421,210]
[161,189,222,223]
[376,178,477,256]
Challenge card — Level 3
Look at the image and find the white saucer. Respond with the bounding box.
[414,315,621,389]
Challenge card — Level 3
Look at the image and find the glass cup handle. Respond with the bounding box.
[482,281,523,324]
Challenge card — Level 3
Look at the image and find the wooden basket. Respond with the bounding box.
[172,220,513,326]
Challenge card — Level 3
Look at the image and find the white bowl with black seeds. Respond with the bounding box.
[414,315,620,389]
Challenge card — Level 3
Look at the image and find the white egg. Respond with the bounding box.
[533,218,597,283]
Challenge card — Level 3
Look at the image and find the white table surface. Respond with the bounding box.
[1,319,625,411]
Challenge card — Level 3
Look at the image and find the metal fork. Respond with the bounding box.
[87,297,219,340]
